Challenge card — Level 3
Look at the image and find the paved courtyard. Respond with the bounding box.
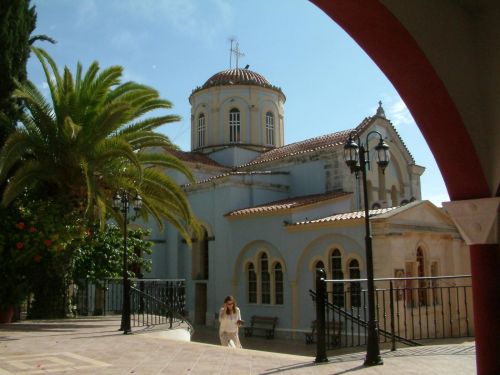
[0,316,476,374]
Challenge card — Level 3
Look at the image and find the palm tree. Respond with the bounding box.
[0,47,198,242]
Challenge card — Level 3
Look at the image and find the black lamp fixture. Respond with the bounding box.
[343,129,390,366]
[112,190,142,334]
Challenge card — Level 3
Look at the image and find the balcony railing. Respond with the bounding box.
[312,275,473,353]
[73,278,192,335]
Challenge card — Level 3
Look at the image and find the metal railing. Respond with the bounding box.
[312,274,473,355]
[73,278,193,335]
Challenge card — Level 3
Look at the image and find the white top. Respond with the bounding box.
[219,306,241,333]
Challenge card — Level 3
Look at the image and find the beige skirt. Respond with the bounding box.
[219,331,242,348]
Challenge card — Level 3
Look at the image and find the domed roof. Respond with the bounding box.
[191,68,284,98]
[203,68,270,88]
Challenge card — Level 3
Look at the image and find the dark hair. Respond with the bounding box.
[224,295,237,315]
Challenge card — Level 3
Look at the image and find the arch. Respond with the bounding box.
[231,240,286,284]
[346,253,364,273]
[295,233,362,282]
[233,243,287,306]
[307,256,326,273]
[310,0,489,199]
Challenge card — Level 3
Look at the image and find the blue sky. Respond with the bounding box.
[28,0,450,206]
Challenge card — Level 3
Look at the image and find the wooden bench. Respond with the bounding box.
[305,320,341,346]
[244,315,278,339]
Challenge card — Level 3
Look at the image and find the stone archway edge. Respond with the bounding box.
[309,0,491,200]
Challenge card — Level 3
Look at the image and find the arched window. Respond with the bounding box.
[330,249,344,307]
[417,248,427,306]
[315,260,325,279]
[229,108,240,143]
[265,112,275,145]
[349,259,361,307]
[274,263,283,305]
[197,113,206,147]
[248,263,257,303]
[260,253,270,304]
[372,202,381,209]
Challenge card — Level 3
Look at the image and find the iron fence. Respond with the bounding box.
[312,274,473,354]
[73,278,191,332]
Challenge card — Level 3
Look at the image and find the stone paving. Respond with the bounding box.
[0,316,476,374]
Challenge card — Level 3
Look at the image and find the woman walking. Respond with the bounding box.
[219,296,244,348]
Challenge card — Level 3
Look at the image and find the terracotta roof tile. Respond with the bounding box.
[190,68,285,99]
[225,191,352,217]
[184,171,287,188]
[288,206,398,226]
[239,117,373,168]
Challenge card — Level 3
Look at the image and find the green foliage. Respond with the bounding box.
[0,47,200,243]
[0,0,54,148]
[0,0,35,145]
[72,225,153,287]
[0,199,84,310]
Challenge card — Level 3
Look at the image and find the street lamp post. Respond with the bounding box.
[344,130,390,366]
[112,190,142,335]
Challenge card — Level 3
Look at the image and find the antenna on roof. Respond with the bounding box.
[228,38,245,69]
[228,37,236,69]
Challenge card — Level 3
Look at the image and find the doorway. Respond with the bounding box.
[194,283,207,325]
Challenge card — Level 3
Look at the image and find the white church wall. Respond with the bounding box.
[206,147,261,167]
[225,213,367,333]
[267,159,326,197]
[289,197,352,223]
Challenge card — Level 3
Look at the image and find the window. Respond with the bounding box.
[229,108,240,143]
[248,263,257,303]
[417,248,427,306]
[247,253,285,305]
[265,111,275,145]
[349,259,361,307]
[260,253,270,304]
[331,249,344,307]
[197,113,206,148]
[315,260,325,279]
[274,263,283,305]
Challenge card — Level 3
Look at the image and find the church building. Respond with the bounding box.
[146,66,470,337]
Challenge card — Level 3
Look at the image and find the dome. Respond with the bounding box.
[190,68,285,98]
[203,68,270,88]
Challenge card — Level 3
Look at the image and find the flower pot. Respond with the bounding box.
[0,305,15,324]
